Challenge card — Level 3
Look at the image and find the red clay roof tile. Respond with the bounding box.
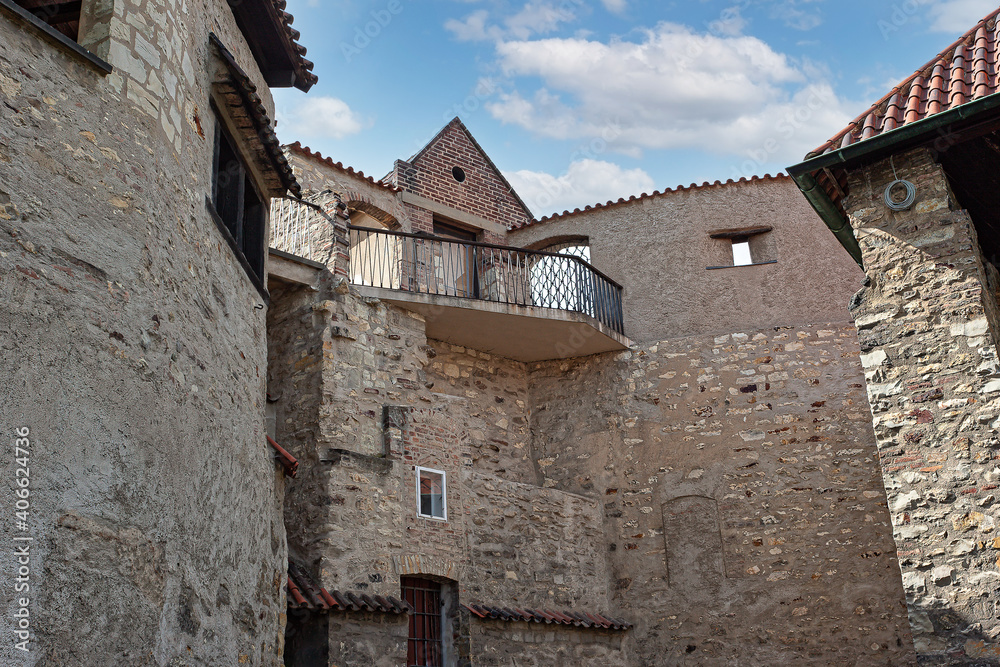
[524,173,791,228]
[462,603,631,631]
[285,142,402,194]
[286,563,411,615]
[810,6,1000,157]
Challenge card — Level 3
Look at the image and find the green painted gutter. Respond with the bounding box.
[786,91,1000,270]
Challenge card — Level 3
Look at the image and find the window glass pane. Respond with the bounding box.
[732,240,752,266]
[418,470,445,518]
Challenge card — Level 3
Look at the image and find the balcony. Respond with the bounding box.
[348,225,630,361]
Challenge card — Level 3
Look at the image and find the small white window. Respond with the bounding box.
[416,467,447,520]
[732,239,752,266]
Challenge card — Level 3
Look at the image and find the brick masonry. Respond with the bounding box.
[844,147,1000,663]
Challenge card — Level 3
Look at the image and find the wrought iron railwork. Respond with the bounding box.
[348,225,625,335]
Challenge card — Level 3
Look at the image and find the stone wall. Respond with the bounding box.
[507,176,864,342]
[527,323,915,665]
[844,147,1000,662]
[0,2,289,664]
[468,620,628,667]
[266,277,619,663]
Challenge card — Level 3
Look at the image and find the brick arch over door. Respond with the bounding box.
[343,191,400,230]
[392,554,460,581]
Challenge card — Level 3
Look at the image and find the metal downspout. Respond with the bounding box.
[791,172,864,269]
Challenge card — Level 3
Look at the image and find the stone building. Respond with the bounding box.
[0,0,315,662]
[788,7,1000,664]
[268,119,915,665]
[8,0,999,661]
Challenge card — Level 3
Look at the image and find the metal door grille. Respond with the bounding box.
[401,577,442,667]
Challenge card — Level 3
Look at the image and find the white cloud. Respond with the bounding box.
[926,0,996,33]
[769,0,824,31]
[276,97,367,140]
[601,0,627,13]
[445,1,576,42]
[708,6,747,37]
[444,10,499,42]
[487,23,858,165]
[506,159,655,217]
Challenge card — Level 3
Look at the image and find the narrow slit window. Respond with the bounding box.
[416,467,446,520]
[732,238,752,266]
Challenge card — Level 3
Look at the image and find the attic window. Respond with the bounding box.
[452,166,466,183]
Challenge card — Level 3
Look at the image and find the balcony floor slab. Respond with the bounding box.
[354,286,632,362]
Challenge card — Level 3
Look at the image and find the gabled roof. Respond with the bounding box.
[810,6,1000,157]
[401,117,535,228]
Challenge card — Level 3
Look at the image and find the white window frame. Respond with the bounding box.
[415,466,447,521]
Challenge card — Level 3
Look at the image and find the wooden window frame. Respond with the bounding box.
[208,105,269,301]
[0,0,111,72]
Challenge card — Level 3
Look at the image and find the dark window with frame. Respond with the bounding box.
[9,0,82,40]
[401,577,443,667]
[211,113,267,285]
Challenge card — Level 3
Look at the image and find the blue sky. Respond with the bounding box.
[273,0,1000,218]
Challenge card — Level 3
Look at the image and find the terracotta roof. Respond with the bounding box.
[285,143,401,194]
[266,435,298,478]
[269,0,317,91]
[810,6,1000,158]
[287,562,411,614]
[463,603,631,631]
[230,0,317,92]
[524,173,790,227]
[210,34,300,197]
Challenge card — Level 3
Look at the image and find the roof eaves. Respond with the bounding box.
[521,173,791,229]
[209,33,300,197]
[811,6,1000,157]
[285,142,402,194]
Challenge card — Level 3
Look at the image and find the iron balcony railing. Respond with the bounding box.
[348,225,625,335]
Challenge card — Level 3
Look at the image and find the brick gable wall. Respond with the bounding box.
[396,122,531,231]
